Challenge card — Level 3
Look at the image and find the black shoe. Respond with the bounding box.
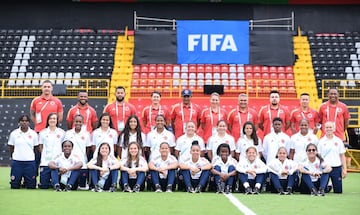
[225,185,231,194]
[194,185,202,193]
[252,187,260,194]
[245,187,252,195]
[133,184,140,193]
[109,184,117,192]
[123,184,132,193]
[325,185,332,193]
[318,188,325,196]
[94,185,103,192]
[187,186,195,193]
[311,187,318,196]
[54,184,61,192]
[286,187,293,195]
[64,184,72,192]
[166,185,173,193]
[278,188,286,195]
[155,184,162,193]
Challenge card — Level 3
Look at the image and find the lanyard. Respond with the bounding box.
[326,104,339,123]
[149,105,161,128]
[268,106,280,131]
[209,107,221,127]
[115,102,125,123]
[39,101,49,113]
[181,103,193,124]
[237,107,250,136]
[76,107,90,126]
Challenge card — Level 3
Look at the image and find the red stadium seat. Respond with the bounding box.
[253,66,261,73]
[213,65,221,73]
[148,72,156,79]
[132,72,139,79]
[262,73,269,79]
[278,73,286,80]
[245,66,252,73]
[269,66,277,73]
[261,66,269,73]
[197,65,204,73]
[140,65,148,73]
[133,65,140,73]
[157,64,165,73]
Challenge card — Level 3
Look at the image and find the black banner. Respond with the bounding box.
[133,30,177,64]
[249,31,295,66]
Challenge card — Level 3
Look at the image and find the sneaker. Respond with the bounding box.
[216,183,224,194]
[64,184,72,192]
[225,185,231,194]
[95,185,103,192]
[109,184,117,192]
[155,184,162,193]
[54,184,61,192]
[245,187,252,195]
[252,187,260,195]
[325,185,332,193]
[166,185,173,193]
[123,184,132,193]
[78,184,89,191]
[311,187,318,196]
[194,185,202,193]
[286,187,293,195]
[187,186,195,193]
[133,184,140,193]
[277,188,286,195]
[318,188,325,196]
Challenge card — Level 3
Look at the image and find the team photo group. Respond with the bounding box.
[8,80,349,196]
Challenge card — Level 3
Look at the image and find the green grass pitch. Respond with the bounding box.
[0,167,359,215]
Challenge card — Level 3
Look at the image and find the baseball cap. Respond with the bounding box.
[181,89,192,97]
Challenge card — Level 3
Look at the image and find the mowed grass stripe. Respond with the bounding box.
[0,168,241,215]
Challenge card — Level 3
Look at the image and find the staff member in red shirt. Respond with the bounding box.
[103,86,136,134]
[66,90,98,133]
[170,89,201,140]
[318,88,350,141]
[30,80,63,133]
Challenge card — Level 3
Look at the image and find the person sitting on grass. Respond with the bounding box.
[148,142,178,193]
[179,142,212,193]
[236,146,267,194]
[87,142,120,192]
[211,143,237,194]
[48,140,83,192]
[298,143,332,196]
[267,147,298,195]
[120,142,148,193]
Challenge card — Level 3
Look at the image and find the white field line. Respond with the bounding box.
[224,193,257,215]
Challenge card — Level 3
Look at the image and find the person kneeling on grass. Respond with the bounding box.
[298,143,332,196]
[120,141,148,193]
[148,142,178,193]
[211,143,237,194]
[179,142,212,193]
[267,147,298,195]
[48,140,83,192]
[236,146,267,194]
[87,142,121,192]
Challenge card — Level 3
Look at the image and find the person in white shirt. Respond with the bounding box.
[236,121,263,161]
[267,147,298,195]
[120,142,148,193]
[317,121,347,194]
[91,113,118,158]
[148,142,178,192]
[298,143,332,196]
[289,118,319,163]
[236,146,267,194]
[211,143,237,194]
[8,115,39,189]
[87,142,121,192]
[175,121,205,162]
[117,115,146,160]
[179,142,212,193]
[64,114,91,189]
[38,113,65,189]
[206,120,236,161]
[48,140,83,191]
[263,117,291,164]
[144,114,175,161]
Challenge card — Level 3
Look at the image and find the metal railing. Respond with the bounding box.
[134,11,295,31]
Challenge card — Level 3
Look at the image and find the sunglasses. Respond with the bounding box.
[307,149,316,152]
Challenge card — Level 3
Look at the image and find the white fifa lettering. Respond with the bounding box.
[188,34,237,51]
